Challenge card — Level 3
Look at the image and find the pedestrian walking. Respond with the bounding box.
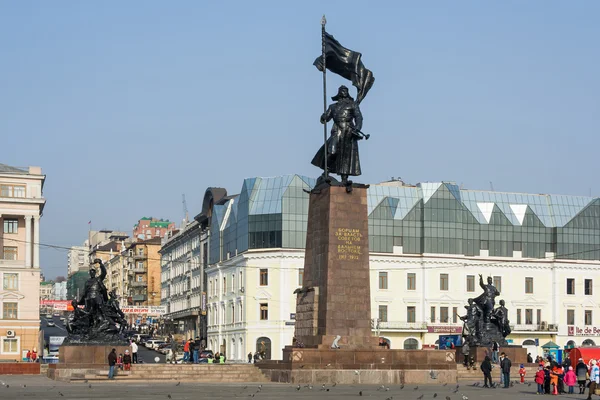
[108,348,117,380]
[131,341,139,364]
[461,342,470,367]
[519,363,526,383]
[480,355,493,388]
[577,358,588,394]
[587,359,600,400]
[492,341,499,363]
[248,352,253,363]
[535,366,545,395]
[564,366,576,394]
[500,352,512,388]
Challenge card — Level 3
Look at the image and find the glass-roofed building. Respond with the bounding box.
[197,175,600,360]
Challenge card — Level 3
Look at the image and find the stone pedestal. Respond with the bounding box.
[455,345,527,365]
[294,185,377,349]
[59,344,130,365]
[260,183,457,384]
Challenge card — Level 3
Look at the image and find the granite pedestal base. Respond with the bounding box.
[257,348,457,384]
[59,344,130,365]
[456,345,527,365]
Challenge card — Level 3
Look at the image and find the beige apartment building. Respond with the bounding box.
[0,164,45,361]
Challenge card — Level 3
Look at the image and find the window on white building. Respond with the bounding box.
[2,338,18,353]
[3,219,18,234]
[525,277,534,294]
[453,306,458,323]
[567,309,575,325]
[378,305,388,322]
[567,278,575,295]
[430,306,436,323]
[3,273,18,290]
[298,269,304,287]
[407,306,416,323]
[2,247,17,260]
[585,310,593,326]
[525,309,533,324]
[439,274,448,291]
[259,269,268,286]
[407,273,416,290]
[379,272,388,289]
[537,309,542,325]
[585,279,593,295]
[260,303,268,320]
[493,276,502,293]
[3,302,17,319]
[516,309,522,324]
[466,275,475,292]
[440,307,449,323]
[0,184,25,198]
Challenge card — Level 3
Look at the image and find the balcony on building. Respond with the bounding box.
[130,281,148,288]
[511,322,558,333]
[373,321,429,332]
[132,294,146,302]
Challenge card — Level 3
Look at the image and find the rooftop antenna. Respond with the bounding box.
[182,194,189,224]
[489,181,495,192]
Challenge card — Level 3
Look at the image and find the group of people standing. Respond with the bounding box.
[479,352,513,388]
[531,355,599,399]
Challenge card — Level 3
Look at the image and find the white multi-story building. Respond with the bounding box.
[0,163,46,360]
[208,176,600,361]
[161,175,600,361]
[67,246,87,277]
[52,281,67,301]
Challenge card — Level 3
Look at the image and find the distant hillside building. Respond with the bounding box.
[133,217,175,241]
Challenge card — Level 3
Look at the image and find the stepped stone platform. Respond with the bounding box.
[257,348,457,385]
[48,364,271,383]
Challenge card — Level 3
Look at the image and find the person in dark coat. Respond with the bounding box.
[480,355,493,387]
[248,352,253,363]
[107,348,117,380]
[576,358,588,394]
[500,352,512,388]
[527,353,533,363]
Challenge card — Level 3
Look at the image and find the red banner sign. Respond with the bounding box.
[427,325,463,334]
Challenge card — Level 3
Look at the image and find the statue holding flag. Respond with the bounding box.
[310,18,375,187]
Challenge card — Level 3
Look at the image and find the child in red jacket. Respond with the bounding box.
[535,366,545,394]
[519,364,526,383]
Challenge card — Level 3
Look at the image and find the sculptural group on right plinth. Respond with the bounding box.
[459,274,512,347]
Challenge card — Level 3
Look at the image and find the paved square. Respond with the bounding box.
[0,376,584,400]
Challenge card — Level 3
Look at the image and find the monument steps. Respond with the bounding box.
[457,365,538,380]
[68,364,270,383]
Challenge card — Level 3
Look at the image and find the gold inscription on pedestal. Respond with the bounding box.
[335,228,362,260]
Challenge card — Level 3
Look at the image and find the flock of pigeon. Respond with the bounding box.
[0,378,535,399]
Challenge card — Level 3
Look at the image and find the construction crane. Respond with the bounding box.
[182,194,189,224]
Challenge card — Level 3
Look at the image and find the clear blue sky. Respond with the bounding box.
[1,1,598,280]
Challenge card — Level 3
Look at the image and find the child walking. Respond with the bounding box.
[519,364,526,384]
[564,366,576,394]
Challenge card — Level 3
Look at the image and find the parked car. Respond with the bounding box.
[132,334,151,344]
[144,339,165,350]
[157,343,171,354]
[45,314,52,319]
[53,313,60,317]
[47,321,56,327]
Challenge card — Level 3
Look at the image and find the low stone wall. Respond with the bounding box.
[0,363,40,375]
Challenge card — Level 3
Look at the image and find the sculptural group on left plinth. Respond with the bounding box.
[459,274,512,347]
[64,258,129,344]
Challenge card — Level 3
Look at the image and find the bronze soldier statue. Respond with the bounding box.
[473,274,499,323]
[311,85,365,185]
[78,258,109,327]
